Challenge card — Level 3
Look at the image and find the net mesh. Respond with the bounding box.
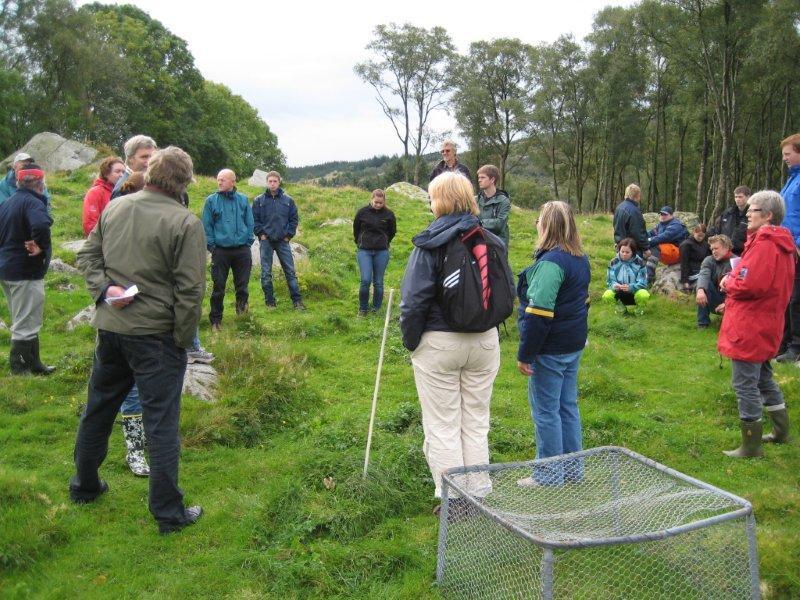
[438,447,757,599]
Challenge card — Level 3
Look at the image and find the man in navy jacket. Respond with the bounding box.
[252,171,305,309]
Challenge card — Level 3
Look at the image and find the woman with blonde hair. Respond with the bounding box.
[517,201,591,486]
[400,172,507,511]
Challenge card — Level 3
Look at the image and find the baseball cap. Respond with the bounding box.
[659,206,674,215]
[13,152,33,163]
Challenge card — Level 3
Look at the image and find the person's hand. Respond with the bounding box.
[719,275,730,292]
[644,249,652,258]
[284,236,290,242]
[620,284,630,292]
[613,283,621,291]
[517,361,533,376]
[24,240,42,256]
[696,288,707,306]
[715,302,725,315]
[259,234,267,241]
[105,285,133,309]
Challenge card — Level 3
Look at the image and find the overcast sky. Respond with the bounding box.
[78,0,633,167]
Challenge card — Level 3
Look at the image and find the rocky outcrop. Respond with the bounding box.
[67,304,95,331]
[49,258,80,276]
[248,169,268,188]
[182,363,217,403]
[643,211,701,231]
[651,264,683,296]
[320,218,352,227]
[386,182,429,202]
[1,132,97,173]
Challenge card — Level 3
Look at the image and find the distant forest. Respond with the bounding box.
[0,1,285,175]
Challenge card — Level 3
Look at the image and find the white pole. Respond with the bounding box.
[363,287,395,479]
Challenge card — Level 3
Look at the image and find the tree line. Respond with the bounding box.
[355,0,799,221]
[0,0,285,176]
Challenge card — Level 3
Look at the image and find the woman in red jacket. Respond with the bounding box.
[81,156,125,237]
[718,190,796,457]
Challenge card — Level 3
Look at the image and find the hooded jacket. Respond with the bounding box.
[252,187,298,243]
[400,212,480,351]
[82,178,114,237]
[648,217,689,246]
[613,198,649,252]
[202,188,254,249]
[781,163,800,247]
[0,187,52,280]
[718,225,796,362]
[477,189,510,248]
[605,253,647,292]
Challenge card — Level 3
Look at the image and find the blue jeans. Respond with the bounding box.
[527,350,584,484]
[697,281,725,326]
[259,239,301,303]
[356,249,390,311]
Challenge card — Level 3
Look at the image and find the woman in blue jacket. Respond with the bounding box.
[601,237,650,313]
[517,201,590,486]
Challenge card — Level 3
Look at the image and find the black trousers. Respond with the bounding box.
[70,330,190,529]
[210,245,252,324]
[782,255,800,353]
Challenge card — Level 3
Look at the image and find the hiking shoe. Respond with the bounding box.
[211,322,222,333]
[70,480,109,504]
[187,348,215,364]
[293,301,306,311]
[159,505,203,535]
[775,348,799,363]
[697,324,709,330]
[265,300,277,309]
[236,302,249,315]
[357,309,368,318]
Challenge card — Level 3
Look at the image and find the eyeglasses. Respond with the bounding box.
[748,208,763,212]
[441,149,452,154]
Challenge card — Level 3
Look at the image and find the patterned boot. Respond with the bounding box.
[122,414,150,477]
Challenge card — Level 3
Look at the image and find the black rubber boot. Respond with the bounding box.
[25,336,55,375]
[9,340,30,374]
[763,408,791,443]
[723,420,764,458]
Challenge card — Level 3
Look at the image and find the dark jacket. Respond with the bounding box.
[696,253,732,293]
[613,198,648,252]
[429,160,471,183]
[353,204,396,250]
[517,247,591,362]
[0,170,52,212]
[399,212,480,351]
[77,189,206,349]
[678,236,710,283]
[708,205,748,255]
[252,187,298,243]
[648,217,689,246]
[202,188,254,249]
[718,226,796,362]
[477,189,511,248]
[0,187,53,280]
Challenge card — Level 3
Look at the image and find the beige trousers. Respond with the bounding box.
[411,329,501,498]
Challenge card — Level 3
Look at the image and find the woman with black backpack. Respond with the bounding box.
[400,172,513,513]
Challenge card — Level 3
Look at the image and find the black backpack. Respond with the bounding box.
[436,226,515,332]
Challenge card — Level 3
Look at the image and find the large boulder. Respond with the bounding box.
[650,264,683,296]
[643,211,701,231]
[250,240,309,270]
[248,169,268,188]
[386,182,429,202]
[182,363,217,403]
[1,132,97,173]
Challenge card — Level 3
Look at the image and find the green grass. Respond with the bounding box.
[0,171,798,598]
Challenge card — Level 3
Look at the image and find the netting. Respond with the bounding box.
[437,446,759,599]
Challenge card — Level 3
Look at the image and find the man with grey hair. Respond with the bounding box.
[0,162,55,374]
[71,146,207,534]
[429,139,471,183]
[111,134,157,199]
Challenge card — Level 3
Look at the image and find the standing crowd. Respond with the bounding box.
[0,130,796,529]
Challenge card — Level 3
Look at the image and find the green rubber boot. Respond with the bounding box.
[763,408,791,444]
[723,420,764,458]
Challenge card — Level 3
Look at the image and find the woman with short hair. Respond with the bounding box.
[82,156,126,236]
[719,190,795,457]
[353,189,396,316]
[517,201,591,486]
[400,172,506,508]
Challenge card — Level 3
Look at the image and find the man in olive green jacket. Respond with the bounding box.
[476,164,511,249]
[70,147,207,535]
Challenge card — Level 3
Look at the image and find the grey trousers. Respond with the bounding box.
[731,360,785,421]
[0,279,45,341]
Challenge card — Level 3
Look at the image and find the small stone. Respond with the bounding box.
[49,258,80,275]
[60,240,85,253]
[67,304,95,331]
[320,218,352,227]
[386,182,429,202]
[182,363,218,403]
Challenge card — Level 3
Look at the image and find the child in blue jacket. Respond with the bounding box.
[602,238,650,312]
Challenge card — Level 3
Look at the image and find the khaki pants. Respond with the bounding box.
[1,279,45,341]
[411,329,500,498]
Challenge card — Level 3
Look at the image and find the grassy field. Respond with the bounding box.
[0,169,798,598]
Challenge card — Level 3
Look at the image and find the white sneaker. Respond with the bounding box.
[187,348,215,364]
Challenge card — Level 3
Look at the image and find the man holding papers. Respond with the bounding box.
[70,147,207,535]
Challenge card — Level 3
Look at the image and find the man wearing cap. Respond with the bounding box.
[0,153,52,209]
[0,163,56,374]
[645,206,689,283]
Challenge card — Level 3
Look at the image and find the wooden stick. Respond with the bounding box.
[363,287,395,479]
